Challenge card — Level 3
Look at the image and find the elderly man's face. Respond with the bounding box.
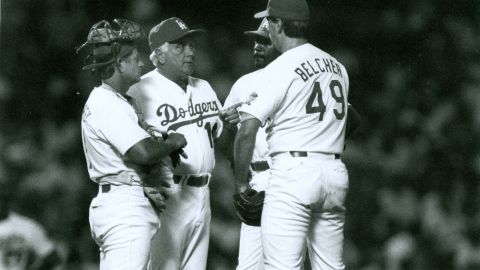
[163,36,196,77]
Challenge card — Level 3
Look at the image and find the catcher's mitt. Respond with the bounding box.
[143,186,167,214]
[233,187,265,226]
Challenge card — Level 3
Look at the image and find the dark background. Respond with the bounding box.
[1,0,480,269]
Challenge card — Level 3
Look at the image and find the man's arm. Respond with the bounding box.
[216,103,242,165]
[346,104,362,139]
[216,126,237,166]
[234,115,261,194]
[124,133,187,166]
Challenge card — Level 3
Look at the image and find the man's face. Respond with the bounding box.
[121,48,144,84]
[164,36,196,77]
[253,36,280,68]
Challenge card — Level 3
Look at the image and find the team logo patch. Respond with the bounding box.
[175,19,187,30]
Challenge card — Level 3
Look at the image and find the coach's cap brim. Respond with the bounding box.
[244,30,269,39]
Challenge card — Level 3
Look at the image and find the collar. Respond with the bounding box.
[153,70,193,99]
[100,82,130,103]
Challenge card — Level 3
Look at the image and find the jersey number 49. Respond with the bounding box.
[306,80,345,121]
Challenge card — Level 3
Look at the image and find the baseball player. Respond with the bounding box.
[127,17,238,270]
[77,19,187,270]
[224,18,280,270]
[234,0,350,269]
[0,164,61,270]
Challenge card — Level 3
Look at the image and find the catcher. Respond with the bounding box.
[77,19,187,270]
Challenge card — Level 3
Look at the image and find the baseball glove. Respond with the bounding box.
[233,187,265,226]
[143,186,167,214]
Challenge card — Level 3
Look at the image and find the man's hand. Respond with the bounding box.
[166,132,188,153]
[169,149,184,168]
[219,103,242,129]
[164,132,188,165]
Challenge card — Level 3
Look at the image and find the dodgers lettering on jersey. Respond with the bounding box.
[156,99,220,131]
[240,43,349,154]
[81,84,150,182]
[128,71,223,175]
[225,69,269,163]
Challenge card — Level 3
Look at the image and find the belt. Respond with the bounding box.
[97,171,142,186]
[250,161,270,172]
[173,175,209,187]
[289,151,340,159]
[101,184,112,193]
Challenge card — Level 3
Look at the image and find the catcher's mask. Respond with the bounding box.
[76,19,144,71]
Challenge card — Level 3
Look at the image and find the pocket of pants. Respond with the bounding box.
[319,168,349,211]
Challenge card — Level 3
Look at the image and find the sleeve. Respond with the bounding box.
[224,79,241,108]
[96,101,150,155]
[239,68,288,123]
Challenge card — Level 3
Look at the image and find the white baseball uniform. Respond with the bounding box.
[128,70,223,270]
[81,83,160,270]
[240,43,350,270]
[0,212,56,270]
[225,69,270,270]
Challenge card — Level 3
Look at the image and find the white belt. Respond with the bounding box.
[97,171,143,186]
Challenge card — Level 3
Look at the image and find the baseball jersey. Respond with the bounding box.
[127,71,223,175]
[0,212,56,270]
[224,69,269,163]
[81,83,151,182]
[240,43,349,154]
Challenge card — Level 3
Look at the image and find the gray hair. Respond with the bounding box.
[149,43,169,67]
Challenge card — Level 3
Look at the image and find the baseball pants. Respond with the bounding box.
[149,185,211,270]
[89,184,160,270]
[237,169,270,270]
[262,152,348,270]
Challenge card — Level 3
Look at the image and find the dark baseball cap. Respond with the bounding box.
[254,0,310,21]
[244,18,269,39]
[149,17,205,51]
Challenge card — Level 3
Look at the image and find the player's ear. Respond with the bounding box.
[276,18,284,34]
[115,57,126,73]
[268,17,282,35]
[155,47,166,64]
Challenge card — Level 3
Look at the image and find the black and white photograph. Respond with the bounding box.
[0,0,478,269]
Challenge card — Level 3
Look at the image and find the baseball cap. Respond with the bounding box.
[244,18,269,39]
[254,0,310,21]
[149,17,205,51]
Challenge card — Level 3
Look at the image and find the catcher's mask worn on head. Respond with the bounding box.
[76,19,145,71]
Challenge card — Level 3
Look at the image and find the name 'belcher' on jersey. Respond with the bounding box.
[294,57,344,82]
